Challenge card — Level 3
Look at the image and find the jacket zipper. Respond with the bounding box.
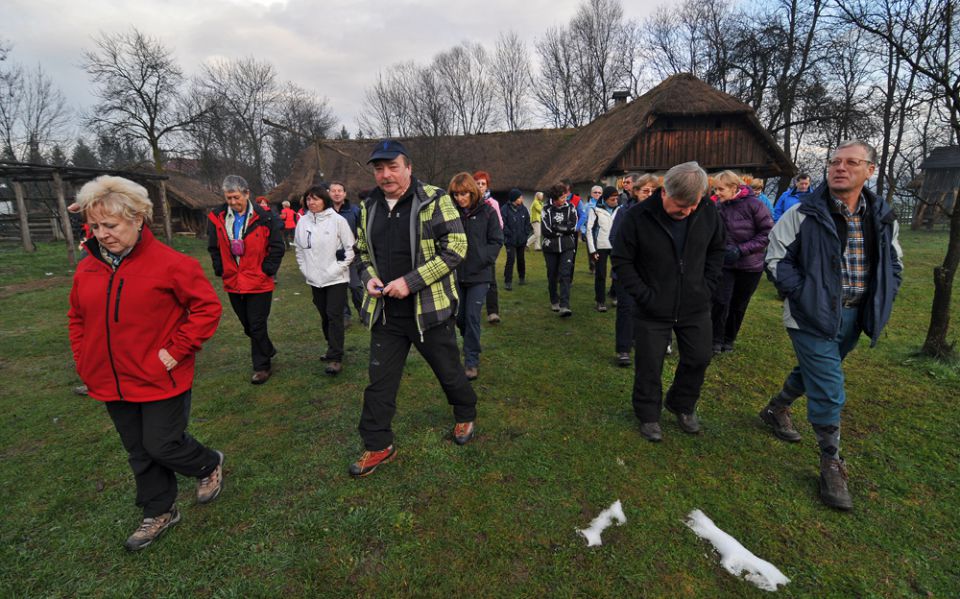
[104,268,123,399]
[114,279,124,322]
[167,369,178,388]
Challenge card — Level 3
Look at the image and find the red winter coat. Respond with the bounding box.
[68,228,222,402]
[207,202,285,294]
[280,207,297,229]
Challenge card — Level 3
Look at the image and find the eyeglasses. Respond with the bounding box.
[826,158,873,169]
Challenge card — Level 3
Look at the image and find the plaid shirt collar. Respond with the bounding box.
[830,192,865,217]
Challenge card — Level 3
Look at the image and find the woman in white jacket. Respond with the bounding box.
[295,186,356,375]
[586,186,620,312]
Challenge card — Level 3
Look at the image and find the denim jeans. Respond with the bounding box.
[457,283,490,368]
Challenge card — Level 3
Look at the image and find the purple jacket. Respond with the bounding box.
[718,185,773,272]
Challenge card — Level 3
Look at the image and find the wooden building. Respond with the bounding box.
[915,146,960,230]
[269,73,795,204]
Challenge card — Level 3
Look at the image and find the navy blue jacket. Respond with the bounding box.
[501,202,532,247]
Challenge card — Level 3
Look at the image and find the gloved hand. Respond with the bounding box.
[723,245,742,265]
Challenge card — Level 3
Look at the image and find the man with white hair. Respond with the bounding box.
[611,161,725,442]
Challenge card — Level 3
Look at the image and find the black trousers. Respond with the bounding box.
[593,249,611,303]
[106,390,219,517]
[614,279,635,353]
[504,245,526,284]
[544,249,574,308]
[228,291,275,371]
[311,283,347,361]
[632,312,713,422]
[359,315,478,450]
[711,269,763,346]
[486,265,499,315]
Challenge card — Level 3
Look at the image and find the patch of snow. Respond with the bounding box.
[45,272,53,276]
[577,500,626,546]
[685,509,790,592]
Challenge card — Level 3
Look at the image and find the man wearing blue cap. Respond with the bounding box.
[349,140,479,477]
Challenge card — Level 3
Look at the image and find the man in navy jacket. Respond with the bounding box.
[763,140,903,511]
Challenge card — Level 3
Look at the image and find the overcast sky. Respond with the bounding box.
[2,0,676,141]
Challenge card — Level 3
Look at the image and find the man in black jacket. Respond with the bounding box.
[611,162,725,442]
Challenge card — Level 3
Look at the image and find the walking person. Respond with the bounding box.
[449,173,503,380]
[350,140,479,477]
[208,175,285,384]
[586,186,620,312]
[762,140,903,510]
[772,173,812,222]
[473,171,503,324]
[502,187,532,290]
[329,181,364,321]
[527,191,544,250]
[710,171,773,354]
[541,182,579,317]
[280,200,298,245]
[69,176,224,551]
[295,185,356,376]
[579,185,602,273]
[612,162,725,442]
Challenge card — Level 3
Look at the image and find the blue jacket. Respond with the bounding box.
[765,183,903,346]
[772,187,811,222]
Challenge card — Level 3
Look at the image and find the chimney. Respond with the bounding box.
[612,90,630,106]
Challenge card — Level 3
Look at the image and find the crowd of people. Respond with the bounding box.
[67,137,902,550]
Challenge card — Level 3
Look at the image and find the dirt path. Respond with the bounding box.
[0,276,70,300]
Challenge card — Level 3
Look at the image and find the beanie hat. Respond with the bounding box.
[508,188,522,202]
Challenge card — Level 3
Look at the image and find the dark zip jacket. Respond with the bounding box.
[456,201,504,284]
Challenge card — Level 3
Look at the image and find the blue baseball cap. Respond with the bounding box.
[367,139,409,164]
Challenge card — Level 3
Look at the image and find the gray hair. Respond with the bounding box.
[663,161,708,205]
[623,172,641,184]
[76,175,153,224]
[834,140,877,164]
[222,175,249,194]
[591,185,603,194]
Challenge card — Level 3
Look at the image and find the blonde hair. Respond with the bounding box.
[750,177,764,191]
[634,174,659,189]
[75,176,153,224]
[282,200,291,208]
[714,170,743,190]
[534,191,544,202]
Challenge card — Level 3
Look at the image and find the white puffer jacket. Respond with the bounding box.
[586,204,619,253]
[294,208,356,288]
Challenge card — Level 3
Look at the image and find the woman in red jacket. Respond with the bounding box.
[68,176,225,552]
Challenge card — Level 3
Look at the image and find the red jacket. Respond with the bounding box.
[280,207,297,229]
[68,228,222,402]
[207,202,285,294]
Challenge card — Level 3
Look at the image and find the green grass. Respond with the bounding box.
[1,231,958,597]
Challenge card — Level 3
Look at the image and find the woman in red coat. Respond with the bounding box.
[68,176,224,552]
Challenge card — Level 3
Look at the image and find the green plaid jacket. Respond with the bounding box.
[356,179,467,337]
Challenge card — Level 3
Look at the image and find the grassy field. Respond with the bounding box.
[1,230,958,597]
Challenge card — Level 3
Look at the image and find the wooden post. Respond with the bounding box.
[159,180,173,243]
[51,170,77,266]
[12,181,35,252]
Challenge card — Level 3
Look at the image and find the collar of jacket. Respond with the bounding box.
[635,189,710,226]
[800,183,892,224]
[365,177,442,273]
[84,226,155,268]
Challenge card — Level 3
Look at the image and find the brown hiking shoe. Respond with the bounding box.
[820,456,853,511]
[759,403,802,442]
[453,421,475,445]
[197,450,224,504]
[124,507,181,551]
[251,369,272,384]
[325,361,342,376]
[349,445,396,477]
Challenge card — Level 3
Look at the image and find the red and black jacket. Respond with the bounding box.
[207,201,285,294]
[68,228,223,402]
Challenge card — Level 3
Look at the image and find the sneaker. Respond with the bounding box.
[325,361,342,376]
[518,279,526,286]
[348,445,396,477]
[665,403,701,434]
[464,366,478,381]
[665,343,672,355]
[559,307,572,318]
[616,352,631,367]
[722,342,734,353]
[550,303,560,312]
[759,403,802,442]
[72,384,88,396]
[820,456,853,511]
[453,421,475,445]
[639,422,662,442]
[712,343,723,355]
[251,369,272,384]
[504,282,513,291]
[197,450,224,504]
[124,507,181,551]
[596,302,607,312]
[611,297,618,307]
[487,313,501,324]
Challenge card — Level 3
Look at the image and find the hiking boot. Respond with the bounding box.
[611,297,618,307]
[504,282,513,291]
[251,369,272,384]
[550,303,560,312]
[712,343,723,355]
[124,507,181,551]
[453,421,475,445]
[819,456,853,511]
[596,302,607,312]
[465,366,478,381]
[487,313,501,324]
[559,307,573,318]
[617,352,631,367]
[197,450,224,504]
[518,278,526,286]
[325,361,342,376]
[349,445,396,477]
[639,422,662,442]
[759,403,802,442]
[722,342,734,353]
[665,403,701,434]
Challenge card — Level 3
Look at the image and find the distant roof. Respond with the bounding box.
[920,146,960,170]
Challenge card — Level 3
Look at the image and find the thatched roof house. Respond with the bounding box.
[269,73,794,203]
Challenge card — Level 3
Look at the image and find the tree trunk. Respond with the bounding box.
[52,171,77,267]
[152,145,173,244]
[921,193,960,358]
[13,182,35,253]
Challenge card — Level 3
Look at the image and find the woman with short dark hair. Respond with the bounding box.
[541,182,579,317]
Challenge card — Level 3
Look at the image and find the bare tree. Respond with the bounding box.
[18,64,70,162]
[569,0,633,118]
[82,28,203,173]
[0,40,22,157]
[434,42,495,134]
[534,26,589,127]
[491,31,533,131]
[268,83,336,184]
